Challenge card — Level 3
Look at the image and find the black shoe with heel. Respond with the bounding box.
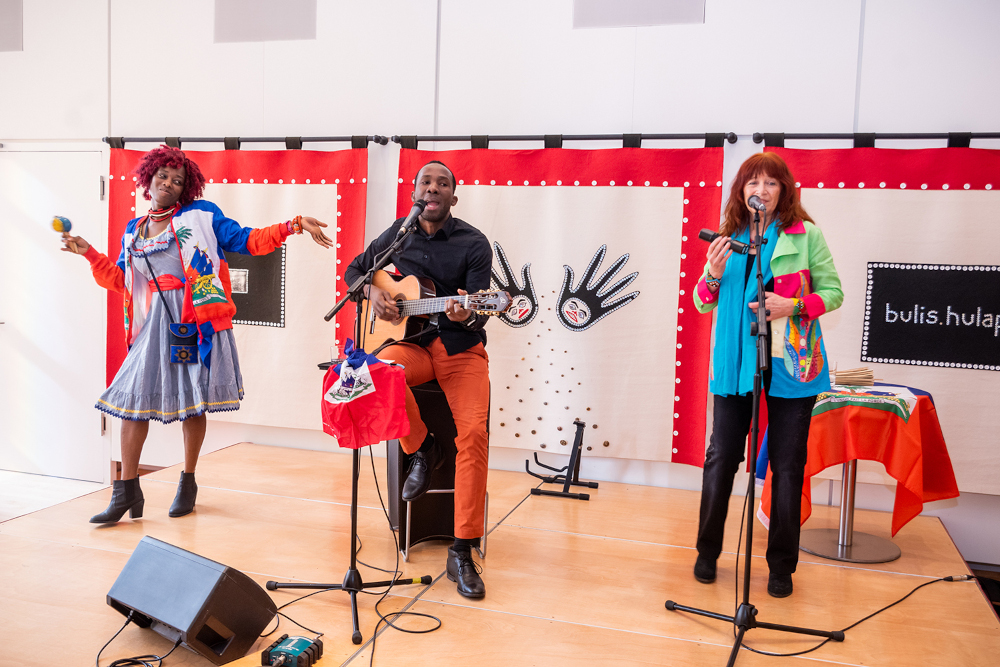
[401,434,441,502]
[90,478,144,523]
[168,471,198,517]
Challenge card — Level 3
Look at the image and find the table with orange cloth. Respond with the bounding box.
[760,383,960,536]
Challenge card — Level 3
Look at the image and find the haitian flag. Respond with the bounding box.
[321,340,408,449]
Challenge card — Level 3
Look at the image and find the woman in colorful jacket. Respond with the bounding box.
[692,152,843,598]
[61,145,332,524]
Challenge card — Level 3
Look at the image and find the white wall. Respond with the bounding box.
[0,0,107,139]
[858,0,1000,132]
[2,0,999,563]
[440,1,864,135]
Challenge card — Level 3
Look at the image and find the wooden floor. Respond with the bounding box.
[1,443,997,667]
[0,469,104,523]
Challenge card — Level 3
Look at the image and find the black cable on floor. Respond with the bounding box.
[259,448,443,665]
[740,575,975,657]
[260,587,338,639]
[727,479,977,658]
[356,534,401,576]
[733,481,751,625]
[365,448,442,666]
[95,611,182,667]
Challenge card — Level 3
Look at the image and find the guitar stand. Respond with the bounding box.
[526,419,599,500]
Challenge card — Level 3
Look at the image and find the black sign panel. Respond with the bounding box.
[862,262,1000,371]
[227,245,285,327]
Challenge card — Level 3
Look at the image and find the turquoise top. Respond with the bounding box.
[694,220,843,398]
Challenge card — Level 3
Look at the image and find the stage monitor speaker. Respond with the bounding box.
[107,536,276,665]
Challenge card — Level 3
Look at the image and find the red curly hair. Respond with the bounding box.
[720,152,812,237]
[134,145,207,207]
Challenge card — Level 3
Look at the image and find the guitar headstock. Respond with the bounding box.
[469,290,513,315]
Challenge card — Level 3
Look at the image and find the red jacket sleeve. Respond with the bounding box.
[84,246,125,293]
[246,222,292,256]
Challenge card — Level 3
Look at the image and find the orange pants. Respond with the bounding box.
[377,338,490,539]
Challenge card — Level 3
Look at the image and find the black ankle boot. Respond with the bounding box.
[168,471,198,517]
[90,478,144,523]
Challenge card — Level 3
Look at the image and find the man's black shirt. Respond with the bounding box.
[344,215,493,355]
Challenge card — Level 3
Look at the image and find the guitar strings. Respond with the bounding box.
[396,296,502,316]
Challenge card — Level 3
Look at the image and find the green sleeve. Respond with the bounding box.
[807,223,843,314]
[693,260,719,313]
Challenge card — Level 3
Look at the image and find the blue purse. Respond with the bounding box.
[167,322,198,364]
[143,253,199,365]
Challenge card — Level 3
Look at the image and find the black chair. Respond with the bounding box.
[387,380,488,560]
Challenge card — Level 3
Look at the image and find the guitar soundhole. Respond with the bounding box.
[391,297,406,325]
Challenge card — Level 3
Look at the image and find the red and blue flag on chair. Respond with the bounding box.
[321,340,408,449]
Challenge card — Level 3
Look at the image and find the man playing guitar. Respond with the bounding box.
[344,160,493,599]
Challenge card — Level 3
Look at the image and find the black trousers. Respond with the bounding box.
[696,384,817,575]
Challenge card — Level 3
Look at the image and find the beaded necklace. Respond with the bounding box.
[137,204,179,240]
[148,204,179,223]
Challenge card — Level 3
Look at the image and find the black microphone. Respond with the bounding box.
[395,200,427,238]
[747,195,766,211]
[698,229,750,255]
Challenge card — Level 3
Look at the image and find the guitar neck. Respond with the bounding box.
[397,295,471,318]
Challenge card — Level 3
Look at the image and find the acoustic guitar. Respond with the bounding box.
[363,270,512,349]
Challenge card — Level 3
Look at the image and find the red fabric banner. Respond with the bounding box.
[767,146,1000,192]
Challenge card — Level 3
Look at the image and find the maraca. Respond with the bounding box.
[54,216,79,253]
[52,216,72,233]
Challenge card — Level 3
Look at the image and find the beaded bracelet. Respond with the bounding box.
[286,215,304,235]
[705,272,721,290]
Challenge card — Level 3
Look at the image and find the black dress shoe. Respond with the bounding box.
[767,573,793,598]
[401,435,442,502]
[90,478,144,523]
[168,471,198,517]
[694,555,717,584]
[446,547,485,599]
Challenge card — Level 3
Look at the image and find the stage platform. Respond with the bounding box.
[1,442,997,666]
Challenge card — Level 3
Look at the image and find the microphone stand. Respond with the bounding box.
[665,209,844,665]
[269,221,431,645]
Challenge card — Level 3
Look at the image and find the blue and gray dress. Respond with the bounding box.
[96,229,243,423]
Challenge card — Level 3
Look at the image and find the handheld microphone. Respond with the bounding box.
[395,200,427,238]
[698,229,750,255]
[747,195,766,211]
